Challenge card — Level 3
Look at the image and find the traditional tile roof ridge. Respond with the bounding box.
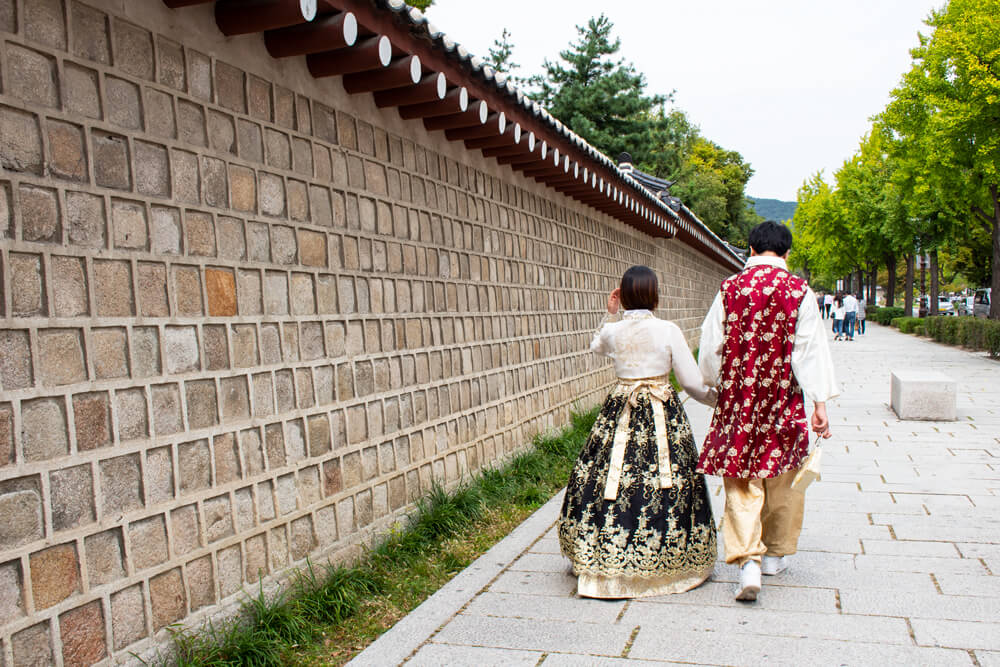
[163,0,744,271]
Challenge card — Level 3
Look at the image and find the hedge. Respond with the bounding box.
[890,316,925,335]
[923,316,1000,358]
[869,306,906,324]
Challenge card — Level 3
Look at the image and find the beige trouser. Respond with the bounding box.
[722,468,805,565]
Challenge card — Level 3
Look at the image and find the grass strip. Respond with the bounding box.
[161,407,598,667]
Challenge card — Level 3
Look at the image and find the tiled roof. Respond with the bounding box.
[164,0,744,271]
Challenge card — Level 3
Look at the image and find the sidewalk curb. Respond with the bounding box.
[346,490,566,666]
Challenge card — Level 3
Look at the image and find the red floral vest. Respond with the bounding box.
[698,263,809,478]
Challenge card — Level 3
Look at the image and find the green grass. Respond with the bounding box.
[158,408,597,667]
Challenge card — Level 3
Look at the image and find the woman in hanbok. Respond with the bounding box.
[559,265,719,598]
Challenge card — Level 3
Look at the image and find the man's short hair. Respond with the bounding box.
[748,220,793,256]
[620,265,659,311]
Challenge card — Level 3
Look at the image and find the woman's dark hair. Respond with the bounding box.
[748,220,793,256]
[620,265,659,311]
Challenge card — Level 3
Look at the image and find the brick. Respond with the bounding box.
[171,148,200,205]
[290,273,316,315]
[290,515,315,560]
[113,18,154,79]
[72,392,110,451]
[100,453,143,515]
[145,88,177,139]
[205,267,237,316]
[275,472,297,514]
[65,190,105,248]
[310,184,333,225]
[285,419,306,463]
[253,373,274,418]
[10,252,45,316]
[135,141,170,197]
[0,330,32,390]
[296,369,315,408]
[23,0,64,47]
[265,128,290,169]
[150,385,182,440]
[185,210,216,256]
[187,555,215,611]
[143,446,173,506]
[18,184,59,243]
[204,494,234,542]
[241,428,265,475]
[178,100,207,147]
[247,221,269,261]
[0,559,24,625]
[92,326,130,379]
[0,477,44,548]
[6,44,59,108]
[200,156,228,208]
[259,172,286,216]
[238,119,263,162]
[157,35,185,90]
[71,2,110,63]
[149,568,186,631]
[12,622,54,667]
[298,466,321,506]
[264,271,289,315]
[105,76,142,129]
[0,404,12,467]
[281,324,299,362]
[265,423,285,467]
[237,269,263,316]
[92,131,131,189]
[50,256,88,316]
[204,324,230,370]
[63,62,102,120]
[84,529,123,590]
[220,376,250,424]
[186,380,218,429]
[47,120,88,182]
[258,482,276,522]
[288,179,309,221]
[137,261,168,317]
[275,370,295,413]
[38,329,86,386]
[61,602,107,667]
[230,164,257,212]
[110,584,146,650]
[245,74,271,120]
[50,464,94,532]
[179,439,211,494]
[171,504,201,556]
[218,544,243,598]
[217,216,246,260]
[93,258,134,316]
[150,205,181,254]
[22,397,69,461]
[207,109,236,153]
[233,325,260,368]
[213,433,241,484]
[188,50,212,101]
[132,326,161,377]
[129,514,168,571]
[245,533,267,583]
[30,543,80,610]
[1,106,42,174]
[173,264,204,315]
[216,61,246,112]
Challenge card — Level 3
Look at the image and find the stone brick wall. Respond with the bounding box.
[0,0,733,663]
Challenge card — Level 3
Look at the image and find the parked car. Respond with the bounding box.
[973,288,991,318]
[937,297,955,316]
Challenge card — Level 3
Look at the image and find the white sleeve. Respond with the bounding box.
[698,292,725,388]
[668,323,716,405]
[590,315,613,358]
[792,288,840,403]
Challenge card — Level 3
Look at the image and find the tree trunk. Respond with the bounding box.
[886,253,897,307]
[929,248,939,316]
[904,253,915,317]
[869,266,878,305]
[991,185,1000,320]
[919,254,926,301]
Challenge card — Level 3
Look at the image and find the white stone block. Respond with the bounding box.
[891,370,956,421]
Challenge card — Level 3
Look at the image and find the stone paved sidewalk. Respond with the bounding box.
[349,322,1000,666]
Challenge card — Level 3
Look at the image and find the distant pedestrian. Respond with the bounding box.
[560,265,718,599]
[857,295,866,335]
[823,292,834,319]
[843,292,858,341]
[832,295,846,340]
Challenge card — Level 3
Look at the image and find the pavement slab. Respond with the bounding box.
[349,323,1000,666]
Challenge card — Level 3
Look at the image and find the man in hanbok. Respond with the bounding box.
[697,221,838,601]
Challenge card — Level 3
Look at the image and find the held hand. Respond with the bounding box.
[811,402,832,439]
[607,288,621,315]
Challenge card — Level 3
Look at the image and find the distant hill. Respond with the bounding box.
[748,197,797,222]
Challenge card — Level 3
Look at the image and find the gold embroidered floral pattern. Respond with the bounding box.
[559,384,717,594]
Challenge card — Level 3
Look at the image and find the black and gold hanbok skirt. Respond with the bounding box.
[559,378,717,598]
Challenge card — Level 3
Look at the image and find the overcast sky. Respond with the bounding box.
[423,0,943,201]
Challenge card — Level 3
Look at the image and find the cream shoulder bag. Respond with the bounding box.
[791,445,823,493]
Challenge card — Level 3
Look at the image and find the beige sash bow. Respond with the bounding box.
[603,377,674,501]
